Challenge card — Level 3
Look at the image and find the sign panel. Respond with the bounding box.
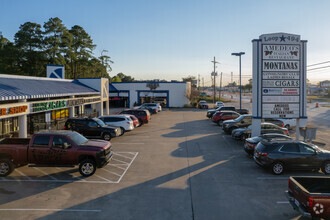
[262,104,299,118]
[262,61,300,72]
[263,45,300,60]
[262,80,300,87]
[47,65,65,79]
[262,88,299,95]
[0,105,29,119]
[262,72,300,80]
[262,96,299,103]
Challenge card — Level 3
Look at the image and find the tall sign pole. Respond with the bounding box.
[252,33,307,138]
[211,57,219,104]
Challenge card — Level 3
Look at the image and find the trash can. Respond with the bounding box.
[299,127,317,142]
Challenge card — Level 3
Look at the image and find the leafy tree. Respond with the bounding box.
[0,36,22,74]
[111,76,122,82]
[182,76,197,88]
[43,17,69,65]
[14,22,45,76]
[117,72,134,82]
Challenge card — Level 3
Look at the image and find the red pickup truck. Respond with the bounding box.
[0,130,112,177]
[286,176,330,218]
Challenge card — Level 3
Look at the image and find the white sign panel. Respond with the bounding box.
[262,88,299,95]
[262,72,300,80]
[263,45,300,60]
[47,65,65,79]
[262,80,300,87]
[262,104,299,118]
[262,96,300,103]
[262,61,300,72]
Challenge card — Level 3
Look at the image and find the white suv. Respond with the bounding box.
[141,103,162,112]
[98,115,134,134]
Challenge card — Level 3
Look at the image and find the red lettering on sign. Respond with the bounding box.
[0,108,6,116]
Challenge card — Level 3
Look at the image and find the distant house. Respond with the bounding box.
[320,80,330,88]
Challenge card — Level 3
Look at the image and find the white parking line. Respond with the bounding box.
[93,174,114,183]
[107,164,126,170]
[56,168,86,181]
[116,152,138,183]
[14,169,32,180]
[257,177,289,180]
[112,158,129,165]
[33,167,57,180]
[113,153,134,160]
[101,169,122,177]
[0,208,101,212]
[276,201,289,204]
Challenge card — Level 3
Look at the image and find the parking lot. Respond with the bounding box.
[0,109,325,219]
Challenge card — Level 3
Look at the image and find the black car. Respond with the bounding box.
[64,118,121,141]
[254,140,330,175]
[231,123,288,141]
[222,114,252,134]
[244,133,292,155]
[206,106,236,118]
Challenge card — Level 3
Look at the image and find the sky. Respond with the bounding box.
[1,0,330,85]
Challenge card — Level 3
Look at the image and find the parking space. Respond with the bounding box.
[0,152,138,184]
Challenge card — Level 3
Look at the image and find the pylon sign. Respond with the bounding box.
[252,33,307,119]
[47,64,65,79]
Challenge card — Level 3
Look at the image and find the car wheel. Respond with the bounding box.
[272,162,284,175]
[321,161,330,175]
[285,124,290,130]
[79,159,96,177]
[217,120,223,126]
[120,127,125,136]
[0,159,14,177]
[103,133,111,141]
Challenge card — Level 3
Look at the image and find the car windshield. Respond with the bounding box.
[68,132,88,145]
[94,118,106,126]
[234,115,245,122]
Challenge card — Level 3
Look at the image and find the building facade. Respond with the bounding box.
[109,81,191,108]
[0,74,109,138]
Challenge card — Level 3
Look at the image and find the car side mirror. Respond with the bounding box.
[63,142,71,149]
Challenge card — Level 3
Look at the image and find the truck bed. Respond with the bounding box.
[0,138,30,145]
[293,176,330,194]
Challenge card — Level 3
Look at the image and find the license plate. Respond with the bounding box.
[294,199,300,207]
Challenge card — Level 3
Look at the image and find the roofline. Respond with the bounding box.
[0,74,73,82]
[111,81,187,84]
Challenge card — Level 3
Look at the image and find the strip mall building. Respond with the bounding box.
[0,74,191,138]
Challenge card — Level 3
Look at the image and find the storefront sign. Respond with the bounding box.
[0,105,28,116]
[262,61,300,72]
[262,104,299,118]
[32,101,66,112]
[262,72,300,80]
[262,80,300,87]
[263,45,300,60]
[66,97,101,107]
[262,88,299,95]
[262,96,299,103]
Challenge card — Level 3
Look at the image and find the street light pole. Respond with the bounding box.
[231,52,245,110]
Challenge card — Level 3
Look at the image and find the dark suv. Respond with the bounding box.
[206,106,236,118]
[64,118,121,141]
[222,114,252,134]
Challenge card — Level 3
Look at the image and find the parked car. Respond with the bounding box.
[123,114,140,127]
[254,140,330,175]
[276,118,296,129]
[198,100,209,109]
[137,106,157,114]
[286,176,330,219]
[244,133,293,155]
[222,114,252,134]
[236,109,249,115]
[0,130,112,177]
[141,103,162,112]
[207,106,236,118]
[64,117,121,141]
[119,109,151,125]
[98,115,134,134]
[215,101,224,108]
[231,123,288,141]
[211,111,240,126]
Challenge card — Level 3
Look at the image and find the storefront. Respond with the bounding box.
[0,74,109,138]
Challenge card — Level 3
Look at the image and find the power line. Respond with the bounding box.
[307,65,330,71]
[307,61,330,67]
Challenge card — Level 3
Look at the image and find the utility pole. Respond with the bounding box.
[219,72,223,99]
[211,57,219,104]
[202,77,204,90]
[231,72,233,84]
[198,74,200,91]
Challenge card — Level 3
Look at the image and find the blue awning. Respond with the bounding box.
[0,75,99,101]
